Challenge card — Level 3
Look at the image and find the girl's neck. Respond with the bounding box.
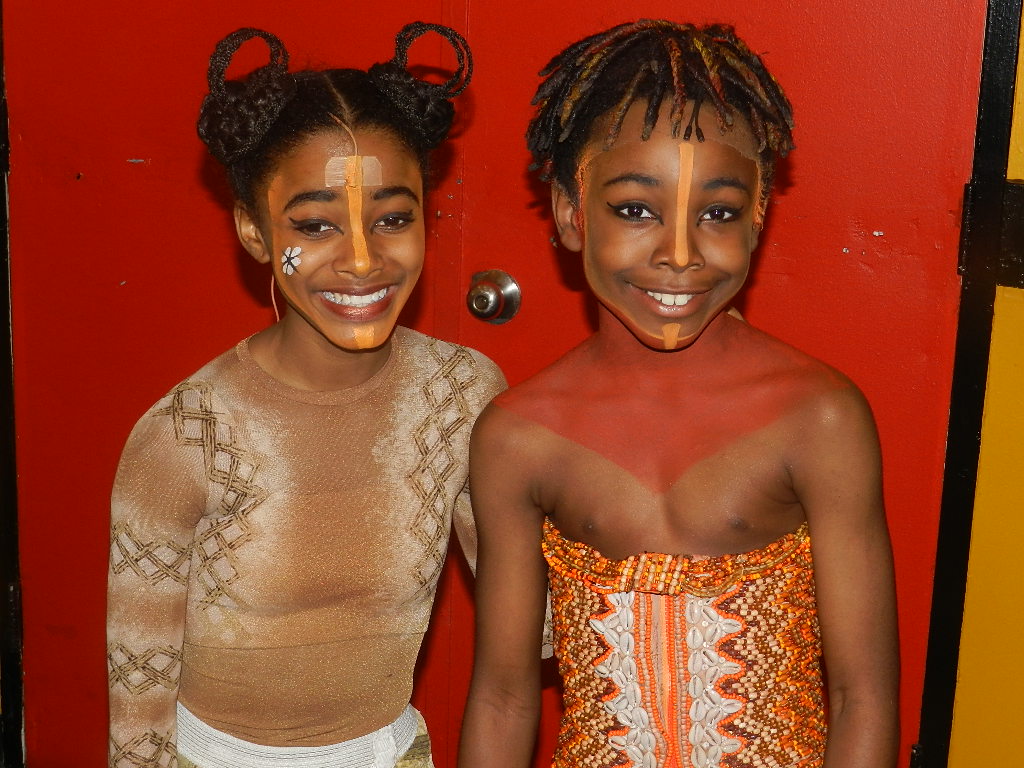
[249,315,394,392]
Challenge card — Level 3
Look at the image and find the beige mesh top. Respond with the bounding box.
[107,327,505,765]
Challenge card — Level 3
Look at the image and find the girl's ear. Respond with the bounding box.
[234,203,271,264]
[551,184,583,252]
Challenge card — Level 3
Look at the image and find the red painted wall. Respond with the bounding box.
[3,0,985,765]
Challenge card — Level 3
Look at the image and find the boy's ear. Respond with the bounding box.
[551,184,583,253]
[234,203,271,264]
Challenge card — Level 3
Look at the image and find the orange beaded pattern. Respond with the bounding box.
[542,519,826,768]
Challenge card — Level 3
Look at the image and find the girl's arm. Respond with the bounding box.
[791,382,900,768]
[459,404,549,768]
[107,395,204,767]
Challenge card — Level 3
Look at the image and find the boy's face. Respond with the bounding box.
[554,102,760,351]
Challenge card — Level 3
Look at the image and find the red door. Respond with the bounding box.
[3,0,986,765]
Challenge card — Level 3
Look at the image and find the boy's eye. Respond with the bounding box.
[699,205,740,223]
[374,211,416,232]
[290,218,338,238]
[609,202,660,222]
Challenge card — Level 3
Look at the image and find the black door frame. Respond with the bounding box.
[0,0,26,762]
[913,1,1023,766]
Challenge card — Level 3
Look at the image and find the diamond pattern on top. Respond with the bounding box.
[110,731,177,768]
[407,343,477,591]
[154,382,267,607]
[108,642,182,694]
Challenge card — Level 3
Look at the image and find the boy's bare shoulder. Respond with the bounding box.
[733,321,875,434]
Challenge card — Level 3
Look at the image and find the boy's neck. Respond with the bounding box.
[589,305,737,369]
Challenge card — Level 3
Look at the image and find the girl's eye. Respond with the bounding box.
[699,205,741,223]
[609,202,660,222]
[374,212,415,232]
[290,218,338,238]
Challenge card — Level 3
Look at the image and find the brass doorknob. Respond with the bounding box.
[466,270,521,324]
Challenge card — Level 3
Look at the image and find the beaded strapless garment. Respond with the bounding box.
[542,519,826,768]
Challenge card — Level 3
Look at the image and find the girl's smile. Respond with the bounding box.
[238,127,425,356]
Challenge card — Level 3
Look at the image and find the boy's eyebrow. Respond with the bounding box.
[703,176,751,194]
[602,174,752,194]
[603,172,661,188]
[372,185,421,205]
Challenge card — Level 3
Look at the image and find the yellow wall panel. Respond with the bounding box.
[1008,33,1024,178]
[948,285,1024,766]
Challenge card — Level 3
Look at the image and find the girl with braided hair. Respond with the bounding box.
[107,23,504,768]
[460,20,897,768]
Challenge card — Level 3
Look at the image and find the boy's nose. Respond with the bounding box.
[667,142,701,270]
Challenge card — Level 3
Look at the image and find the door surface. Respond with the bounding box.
[2,0,987,765]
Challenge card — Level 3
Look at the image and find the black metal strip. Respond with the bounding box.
[912,1,1022,766]
[0,0,25,762]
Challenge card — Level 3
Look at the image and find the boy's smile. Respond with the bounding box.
[554,102,760,350]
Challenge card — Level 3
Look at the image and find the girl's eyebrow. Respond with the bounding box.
[281,186,421,212]
[283,189,338,212]
[372,185,421,204]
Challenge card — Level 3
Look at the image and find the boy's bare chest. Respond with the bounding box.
[530,410,806,560]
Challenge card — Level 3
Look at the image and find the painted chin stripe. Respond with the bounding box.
[353,325,377,350]
[661,322,682,350]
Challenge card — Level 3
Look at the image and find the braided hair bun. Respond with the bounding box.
[197,28,296,165]
[368,22,473,150]
[196,23,473,208]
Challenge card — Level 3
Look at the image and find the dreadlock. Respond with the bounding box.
[527,20,794,223]
[197,22,472,212]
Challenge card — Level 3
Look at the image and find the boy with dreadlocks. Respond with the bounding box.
[459,20,898,768]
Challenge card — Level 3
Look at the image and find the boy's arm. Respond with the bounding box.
[459,404,549,768]
[791,382,899,768]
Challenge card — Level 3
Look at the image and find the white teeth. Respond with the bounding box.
[322,288,388,307]
[646,290,694,307]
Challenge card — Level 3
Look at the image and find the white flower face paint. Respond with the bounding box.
[281,246,303,276]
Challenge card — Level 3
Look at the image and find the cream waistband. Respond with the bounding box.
[176,702,420,768]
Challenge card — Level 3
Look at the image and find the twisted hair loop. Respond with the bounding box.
[197,28,296,165]
[368,21,473,149]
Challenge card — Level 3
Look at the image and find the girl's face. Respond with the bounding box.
[554,102,760,351]
[238,127,425,352]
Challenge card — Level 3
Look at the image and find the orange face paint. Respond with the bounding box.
[352,325,377,350]
[323,154,383,278]
[661,323,682,350]
[671,142,695,270]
